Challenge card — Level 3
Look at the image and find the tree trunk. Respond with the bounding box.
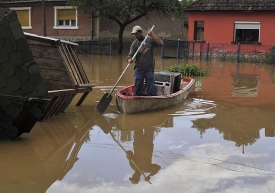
[118,25,126,53]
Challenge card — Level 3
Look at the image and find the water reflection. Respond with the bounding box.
[0,115,91,193]
[96,115,161,184]
[2,54,275,193]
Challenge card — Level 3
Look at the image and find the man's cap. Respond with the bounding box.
[131,25,142,34]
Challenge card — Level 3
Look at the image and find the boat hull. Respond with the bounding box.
[116,78,195,114]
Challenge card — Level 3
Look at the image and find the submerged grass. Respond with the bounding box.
[166,63,209,77]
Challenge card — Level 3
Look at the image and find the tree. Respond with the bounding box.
[67,0,188,53]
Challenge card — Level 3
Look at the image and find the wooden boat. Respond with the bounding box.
[115,76,195,114]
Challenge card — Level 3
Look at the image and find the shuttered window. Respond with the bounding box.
[58,9,76,20]
[16,10,29,26]
[54,6,78,29]
[10,7,31,29]
[234,21,260,43]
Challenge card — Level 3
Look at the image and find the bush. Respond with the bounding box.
[166,63,208,77]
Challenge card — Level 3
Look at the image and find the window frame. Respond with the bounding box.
[53,6,79,29]
[10,7,32,29]
[233,21,260,44]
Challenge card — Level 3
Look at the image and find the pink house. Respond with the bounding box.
[184,0,275,53]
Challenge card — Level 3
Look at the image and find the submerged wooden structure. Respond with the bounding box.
[0,9,49,139]
[0,8,95,139]
[25,32,95,120]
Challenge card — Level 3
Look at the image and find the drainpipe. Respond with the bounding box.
[42,0,47,36]
[91,12,94,40]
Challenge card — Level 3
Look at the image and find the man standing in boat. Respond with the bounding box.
[127,25,163,96]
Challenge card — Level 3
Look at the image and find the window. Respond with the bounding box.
[10,7,32,29]
[234,21,260,43]
[194,21,204,41]
[54,6,79,29]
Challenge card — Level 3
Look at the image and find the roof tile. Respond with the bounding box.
[184,0,275,11]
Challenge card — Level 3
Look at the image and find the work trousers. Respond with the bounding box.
[134,70,155,96]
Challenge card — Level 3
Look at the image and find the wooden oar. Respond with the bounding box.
[109,130,152,184]
[96,25,155,114]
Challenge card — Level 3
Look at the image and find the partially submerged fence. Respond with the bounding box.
[75,39,113,55]
[73,38,275,64]
[161,39,275,64]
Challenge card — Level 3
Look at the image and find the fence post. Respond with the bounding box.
[192,41,195,60]
[88,40,91,54]
[237,43,240,63]
[161,38,165,58]
[199,41,202,60]
[110,39,112,55]
[206,42,209,61]
[176,39,180,59]
[272,44,274,65]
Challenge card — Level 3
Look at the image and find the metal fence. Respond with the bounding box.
[74,39,275,64]
[74,39,113,55]
[161,39,275,64]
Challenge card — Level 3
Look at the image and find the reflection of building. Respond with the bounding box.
[231,74,259,97]
[0,115,91,193]
[191,101,275,147]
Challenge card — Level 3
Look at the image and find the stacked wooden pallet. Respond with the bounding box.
[25,33,95,120]
[0,9,50,139]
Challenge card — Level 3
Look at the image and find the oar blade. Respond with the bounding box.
[96,93,113,114]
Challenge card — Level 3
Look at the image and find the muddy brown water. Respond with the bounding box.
[1,53,275,193]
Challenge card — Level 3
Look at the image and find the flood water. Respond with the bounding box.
[1,52,275,193]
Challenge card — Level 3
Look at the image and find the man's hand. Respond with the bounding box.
[148,29,153,37]
[128,58,134,64]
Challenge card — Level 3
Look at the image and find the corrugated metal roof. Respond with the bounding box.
[184,0,275,11]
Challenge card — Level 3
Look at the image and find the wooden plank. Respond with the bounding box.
[48,89,77,96]
[39,68,75,83]
[59,94,75,112]
[44,96,64,119]
[43,79,75,90]
[58,44,79,85]
[40,96,58,120]
[76,83,96,88]
[29,44,61,60]
[34,57,68,71]
[53,95,69,116]
[76,92,89,106]
[26,39,56,48]
[70,47,89,83]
